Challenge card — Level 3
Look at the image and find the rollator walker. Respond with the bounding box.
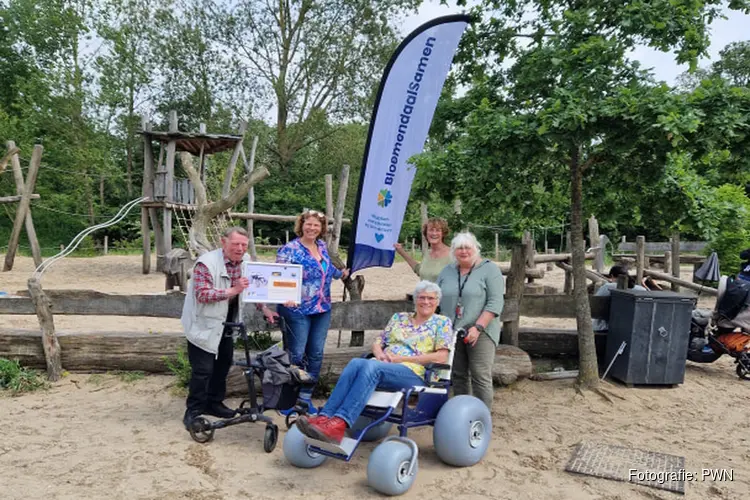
[187,317,315,453]
[282,328,493,496]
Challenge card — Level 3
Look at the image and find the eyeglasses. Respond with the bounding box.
[416,295,438,302]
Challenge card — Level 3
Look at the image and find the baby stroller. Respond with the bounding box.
[688,276,750,380]
[187,317,316,451]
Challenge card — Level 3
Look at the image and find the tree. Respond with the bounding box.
[713,40,750,87]
[207,0,421,170]
[416,0,750,389]
[94,0,162,196]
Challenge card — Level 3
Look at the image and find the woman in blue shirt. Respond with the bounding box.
[275,210,350,402]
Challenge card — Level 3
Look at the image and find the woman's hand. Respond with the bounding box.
[261,305,279,324]
[374,351,391,362]
[283,300,297,307]
[341,268,350,280]
[464,326,481,347]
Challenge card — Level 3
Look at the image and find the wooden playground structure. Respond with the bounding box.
[1,142,43,272]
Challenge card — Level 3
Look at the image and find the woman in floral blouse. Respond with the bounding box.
[294,281,453,445]
[274,210,349,403]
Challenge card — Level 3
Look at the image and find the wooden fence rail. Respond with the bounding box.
[0,291,611,326]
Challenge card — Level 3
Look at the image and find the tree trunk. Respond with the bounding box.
[570,145,599,389]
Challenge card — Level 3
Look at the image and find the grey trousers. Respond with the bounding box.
[451,332,495,409]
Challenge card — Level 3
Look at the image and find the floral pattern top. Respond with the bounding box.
[379,312,453,377]
[276,238,343,315]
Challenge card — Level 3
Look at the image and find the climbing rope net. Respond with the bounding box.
[172,203,235,259]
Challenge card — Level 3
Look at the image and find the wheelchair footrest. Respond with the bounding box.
[305,436,358,458]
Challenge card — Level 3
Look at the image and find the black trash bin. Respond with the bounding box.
[605,289,696,385]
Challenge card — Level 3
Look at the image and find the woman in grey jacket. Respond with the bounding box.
[437,232,504,409]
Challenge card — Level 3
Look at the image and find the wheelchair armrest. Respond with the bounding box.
[361,353,375,359]
[423,363,451,371]
[423,363,452,387]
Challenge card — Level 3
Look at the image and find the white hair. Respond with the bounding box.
[450,232,482,262]
[413,280,442,303]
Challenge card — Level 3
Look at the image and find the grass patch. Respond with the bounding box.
[110,370,146,383]
[0,358,48,394]
[88,373,105,385]
[163,345,191,389]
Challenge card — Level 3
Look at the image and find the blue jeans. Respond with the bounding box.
[321,358,424,427]
[278,306,331,391]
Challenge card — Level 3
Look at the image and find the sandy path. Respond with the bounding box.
[1,359,747,500]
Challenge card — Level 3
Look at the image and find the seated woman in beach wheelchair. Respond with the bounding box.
[283,280,492,496]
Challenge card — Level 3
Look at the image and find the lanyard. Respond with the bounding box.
[457,264,475,305]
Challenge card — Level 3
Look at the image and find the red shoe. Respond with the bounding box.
[297,416,346,444]
[306,415,328,425]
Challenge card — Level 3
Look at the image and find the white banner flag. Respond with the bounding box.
[348,15,470,273]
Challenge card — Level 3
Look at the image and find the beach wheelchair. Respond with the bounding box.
[282,328,493,496]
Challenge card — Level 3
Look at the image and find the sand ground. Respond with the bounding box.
[0,255,745,500]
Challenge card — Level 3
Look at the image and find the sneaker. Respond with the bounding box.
[205,402,237,419]
[297,416,346,444]
[307,415,329,426]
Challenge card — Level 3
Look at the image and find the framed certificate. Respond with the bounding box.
[242,261,303,304]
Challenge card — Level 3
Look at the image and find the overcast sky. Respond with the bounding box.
[402,1,750,85]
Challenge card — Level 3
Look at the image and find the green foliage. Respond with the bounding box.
[312,368,334,399]
[163,345,191,389]
[0,358,47,394]
[705,184,750,272]
[235,330,278,352]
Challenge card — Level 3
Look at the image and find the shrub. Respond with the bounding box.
[706,185,750,274]
[235,330,278,351]
[0,358,47,394]
[163,346,191,388]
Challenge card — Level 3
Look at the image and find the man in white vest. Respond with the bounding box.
[181,226,276,429]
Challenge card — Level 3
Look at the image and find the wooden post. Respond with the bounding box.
[157,111,178,271]
[325,174,334,245]
[494,232,499,262]
[663,250,672,275]
[330,164,350,255]
[411,238,416,256]
[241,136,259,260]
[523,231,535,283]
[27,277,62,381]
[104,236,108,255]
[502,244,527,346]
[616,274,628,290]
[141,119,154,274]
[4,145,42,272]
[588,215,603,273]
[221,121,247,198]
[420,202,429,255]
[671,232,680,292]
[546,249,555,271]
[635,235,645,285]
[7,141,42,267]
[566,231,572,253]
[285,230,289,244]
[563,266,573,295]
